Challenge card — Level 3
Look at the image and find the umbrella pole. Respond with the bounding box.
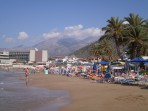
[145,65,146,75]
[137,63,140,75]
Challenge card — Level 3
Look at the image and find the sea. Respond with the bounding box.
[0,70,69,111]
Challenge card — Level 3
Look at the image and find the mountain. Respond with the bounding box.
[70,41,99,58]
[0,45,31,52]
[32,36,99,56]
[13,45,32,51]
[0,36,100,56]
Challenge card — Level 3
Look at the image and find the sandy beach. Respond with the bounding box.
[29,73,148,111]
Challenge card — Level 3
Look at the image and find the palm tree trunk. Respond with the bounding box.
[114,38,121,59]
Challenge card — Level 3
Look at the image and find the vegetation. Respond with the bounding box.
[139,70,148,75]
[90,38,117,61]
[72,13,148,61]
[102,17,124,58]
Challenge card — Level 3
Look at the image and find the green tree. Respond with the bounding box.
[102,17,124,58]
[90,39,117,61]
[90,43,102,59]
[124,26,148,58]
[124,13,148,58]
[124,13,146,27]
[98,39,117,61]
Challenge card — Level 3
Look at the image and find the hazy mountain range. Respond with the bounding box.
[0,36,100,56]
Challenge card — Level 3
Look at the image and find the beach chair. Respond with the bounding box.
[120,78,136,85]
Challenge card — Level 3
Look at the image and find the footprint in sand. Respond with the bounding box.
[115,95,146,105]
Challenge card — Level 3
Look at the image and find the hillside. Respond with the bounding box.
[70,41,99,58]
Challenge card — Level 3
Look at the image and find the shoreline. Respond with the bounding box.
[29,73,148,111]
[0,70,70,111]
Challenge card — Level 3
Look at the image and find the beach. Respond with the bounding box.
[29,73,148,111]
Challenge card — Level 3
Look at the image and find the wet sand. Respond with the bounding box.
[30,73,148,111]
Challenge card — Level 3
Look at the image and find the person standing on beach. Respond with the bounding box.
[25,67,29,84]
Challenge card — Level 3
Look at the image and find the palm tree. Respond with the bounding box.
[90,43,102,59]
[90,39,117,61]
[124,13,148,58]
[125,26,148,58]
[102,17,124,58]
[100,39,117,61]
[124,13,146,27]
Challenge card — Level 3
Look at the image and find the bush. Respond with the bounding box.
[139,70,148,75]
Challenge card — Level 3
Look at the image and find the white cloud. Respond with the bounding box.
[64,24,83,31]
[5,37,15,43]
[18,32,29,40]
[63,24,104,39]
[43,32,61,39]
[123,21,129,24]
[42,24,104,40]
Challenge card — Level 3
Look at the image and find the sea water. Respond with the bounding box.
[0,70,69,111]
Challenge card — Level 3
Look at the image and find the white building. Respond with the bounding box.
[29,50,48,63]
[0,51,12,65]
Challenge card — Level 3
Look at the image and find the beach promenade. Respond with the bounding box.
[29,73,148,111]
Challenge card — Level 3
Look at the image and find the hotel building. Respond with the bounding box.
[0,49,48,64]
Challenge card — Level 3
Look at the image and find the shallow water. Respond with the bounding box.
[0,70,69,111]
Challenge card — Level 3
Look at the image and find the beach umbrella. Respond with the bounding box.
[78,66,83,69]
[111,61,125,65]
[129,58,147,75]
[98,61,109,65]
[143,59,148,63]
[36,65,44,70]
[130,57,145,62]
[120,62,125,65]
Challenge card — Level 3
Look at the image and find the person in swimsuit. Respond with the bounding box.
[25,67,29,85]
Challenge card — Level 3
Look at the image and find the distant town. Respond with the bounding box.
[0,49,93,67]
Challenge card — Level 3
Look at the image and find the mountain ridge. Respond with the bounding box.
[0,36,100,56]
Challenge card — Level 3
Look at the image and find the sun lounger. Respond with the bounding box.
[114,76,125,84]
[120,79,136,85]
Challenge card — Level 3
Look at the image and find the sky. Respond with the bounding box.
[0,0,148,48]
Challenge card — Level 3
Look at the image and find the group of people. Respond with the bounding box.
[24,63,148,86]
[44,64,113,83]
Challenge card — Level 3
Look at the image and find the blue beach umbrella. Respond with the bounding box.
[130,57,145,62]
[129,58,147,75]
[144,59,148,63]
[98,61,109,65]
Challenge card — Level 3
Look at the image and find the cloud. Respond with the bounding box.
[64,26,104,39]
[123,21,129,24]
[42,24,104,40]
[64,24,83,31]
[43,32,61,39]
[18,32,29,40]
[5,37,15,43]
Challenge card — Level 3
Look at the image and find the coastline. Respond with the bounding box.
[29,73,148,111]
[0,70,69,111]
